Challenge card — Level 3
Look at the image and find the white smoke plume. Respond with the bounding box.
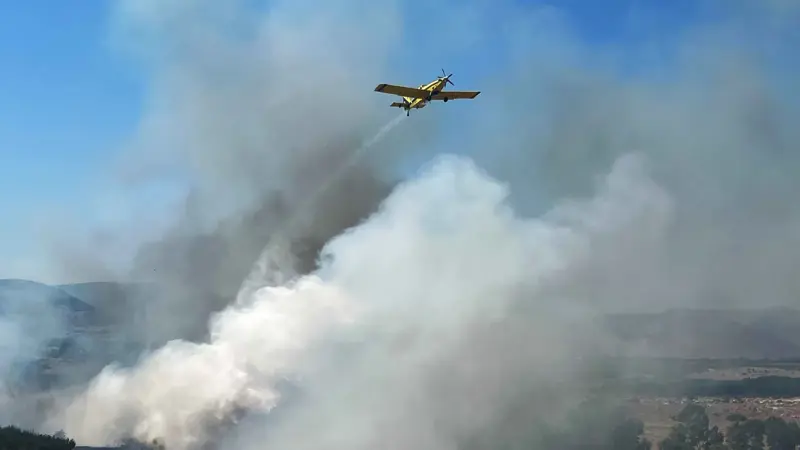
[53,275,354,449]
[49,152,671,449]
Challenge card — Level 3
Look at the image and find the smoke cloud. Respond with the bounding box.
[463,0,800,313]
[83,0,414,347]
[51,152,670,450]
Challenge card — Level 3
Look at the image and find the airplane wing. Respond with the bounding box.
[374,83,429,99]
[429,90,481,100]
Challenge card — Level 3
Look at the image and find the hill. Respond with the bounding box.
[0,278,97,350]
[57,281,156,329]
[58,281,154,310]
[10,278,800,362]
[0,279,94,316]
[604,307,800,359]
[0,279,106,393]
[7,278,800,386]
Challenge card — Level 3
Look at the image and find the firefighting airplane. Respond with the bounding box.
[374,69,480,116]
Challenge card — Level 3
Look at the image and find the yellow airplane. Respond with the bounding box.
[374,69,480,116]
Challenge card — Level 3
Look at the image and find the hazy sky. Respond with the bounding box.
[0,0,792,282]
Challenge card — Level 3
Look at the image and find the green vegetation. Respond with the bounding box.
[4,388,800,450]
[0,427,165,450]
[659,403,800,450]
[465,395,800,450]
[599,357,800,380]
[1,403,798,450]
[462,395,654,450]
[659,404,726,450]
[618,376,800,398]
[540,403,654,450]
[0,426,75,450]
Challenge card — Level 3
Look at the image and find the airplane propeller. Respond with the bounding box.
[439,68,455,86]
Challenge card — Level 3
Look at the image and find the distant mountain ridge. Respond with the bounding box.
[0,278,94,314]
[604,307,800,359]
[0,278,99,337]
[5,278,800,362]
[0,279,159,390]
[54,281,800,360]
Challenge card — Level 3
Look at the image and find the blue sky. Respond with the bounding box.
[0,1,145,278]
[0,2,143,200]
[0,0,790,282]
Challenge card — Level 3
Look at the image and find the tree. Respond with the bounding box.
[726,418,764,450]
[763,417,800,450]
[609,417,652,450]
[0,425,76,450]
[660,403,726,450]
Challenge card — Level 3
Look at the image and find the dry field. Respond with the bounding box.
[686,366,800,380]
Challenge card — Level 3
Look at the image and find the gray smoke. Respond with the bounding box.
[1,0,418,432]
[83,0,418,348]
[461,0,800,313]
[51,152,668,450]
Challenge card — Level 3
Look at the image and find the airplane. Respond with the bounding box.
[374,69,480,116]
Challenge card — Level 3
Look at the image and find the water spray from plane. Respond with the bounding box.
[236,112,408,302]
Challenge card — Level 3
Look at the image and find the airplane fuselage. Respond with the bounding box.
[400,78,448,111]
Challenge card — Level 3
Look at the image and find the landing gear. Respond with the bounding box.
[443,97,448,102]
